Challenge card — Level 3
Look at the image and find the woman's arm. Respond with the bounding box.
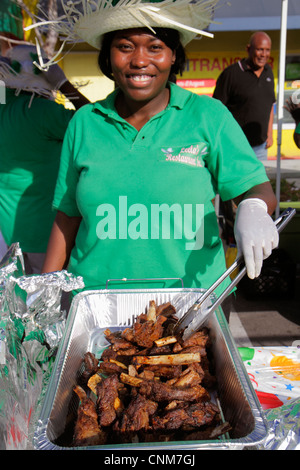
[233,181,277,215]
[42,210,81,273]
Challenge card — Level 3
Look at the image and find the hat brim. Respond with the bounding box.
[74,10,198,48]
[63,0,217,49]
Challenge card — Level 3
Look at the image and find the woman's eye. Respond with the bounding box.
[117,43,132,51]
[150,44,163,51]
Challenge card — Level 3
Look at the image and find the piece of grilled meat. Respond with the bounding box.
[73,385,106,446]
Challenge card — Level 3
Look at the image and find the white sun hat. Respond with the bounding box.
[25,0,221,68]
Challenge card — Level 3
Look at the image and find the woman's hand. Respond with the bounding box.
[233,182,278,279]
[234,198,278,279]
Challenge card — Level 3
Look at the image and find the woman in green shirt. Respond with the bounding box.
[0,43,89,273]
[42,0,278,294]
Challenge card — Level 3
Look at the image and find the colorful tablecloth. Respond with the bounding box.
[239,346,300,410]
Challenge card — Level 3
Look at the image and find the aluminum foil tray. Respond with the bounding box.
[33,289,268,450]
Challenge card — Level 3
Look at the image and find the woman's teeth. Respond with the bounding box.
[130,75,152,82]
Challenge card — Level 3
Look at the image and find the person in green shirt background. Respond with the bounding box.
[296,123,300,148]
[284,96,300,149]
[40,0,279,301]
[0,0,24,53]
[0,2,89,273]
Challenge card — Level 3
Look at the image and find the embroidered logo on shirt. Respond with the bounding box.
[160,143,208,167]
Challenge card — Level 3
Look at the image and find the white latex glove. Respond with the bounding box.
[234,198,279,279]
[41,63,68,90]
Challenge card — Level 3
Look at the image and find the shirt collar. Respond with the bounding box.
[239,57,268,73]
[168,82,188,110]
[92,81,188,119]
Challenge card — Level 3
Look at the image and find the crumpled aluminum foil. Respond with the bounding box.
[0,243,85,449]
[0,243,84,348]
[4,270,84,346]
[259,398,300,450]
[0,243,24,309]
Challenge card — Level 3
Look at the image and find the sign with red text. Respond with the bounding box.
[178,52,276,96]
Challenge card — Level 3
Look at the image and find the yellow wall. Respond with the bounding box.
[63,51,114,104]
[269,129,298,160]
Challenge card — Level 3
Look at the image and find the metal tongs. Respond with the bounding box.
[173,207,296,340]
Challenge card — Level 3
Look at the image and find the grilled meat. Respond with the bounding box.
[72,300,230,446]
[152,402,219,431]
[96,374,124,427]
[131,314,167,348]
[79,352,99,385]
[116,394,158,433]
[73,386,106,446]
[138,380,210,403]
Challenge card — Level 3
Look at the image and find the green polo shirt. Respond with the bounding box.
[0,89,74,252]
[53,83,269,293]
[296,122,300,134]
[0,0,23,40]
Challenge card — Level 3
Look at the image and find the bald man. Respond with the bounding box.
[213,32,275,161]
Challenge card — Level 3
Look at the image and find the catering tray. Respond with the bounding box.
[33,288,269,450]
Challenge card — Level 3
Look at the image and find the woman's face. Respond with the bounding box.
[110,29,176,103]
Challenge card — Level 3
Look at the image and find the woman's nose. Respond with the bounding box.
[130,47,149,68]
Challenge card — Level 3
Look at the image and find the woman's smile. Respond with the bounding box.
[126,73,155,84]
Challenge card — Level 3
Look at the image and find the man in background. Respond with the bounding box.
[213,31,275,161]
